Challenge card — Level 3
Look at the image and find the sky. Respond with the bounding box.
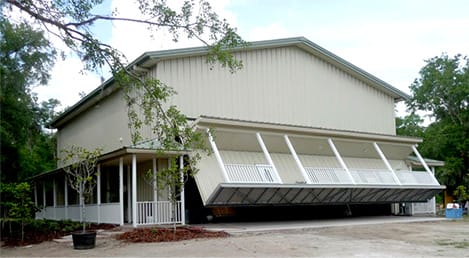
[31,0,469,116]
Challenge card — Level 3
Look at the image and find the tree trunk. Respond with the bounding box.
[82,196,86,232]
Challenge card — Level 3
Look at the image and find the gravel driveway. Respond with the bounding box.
[2,217,468,257]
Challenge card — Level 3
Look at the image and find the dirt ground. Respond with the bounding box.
[1,219,468,257]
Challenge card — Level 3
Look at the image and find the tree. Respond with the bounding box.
[407,53,469,193]
[5,0,246,210]
[395,113,425,137]
[61,146,102,233]
[0,182,37,242]
[0,18,58,182]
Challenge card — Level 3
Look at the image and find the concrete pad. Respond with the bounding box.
[52,229,125,243]
[201,216,445,234]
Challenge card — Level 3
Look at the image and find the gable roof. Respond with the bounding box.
[51,37,409,128]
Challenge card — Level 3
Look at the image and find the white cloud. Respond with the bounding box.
[33,58,101,109]
[33,0,235,109]
[246,23,298,41]
[108,0,238,62]
[31,0,469,114]
[298,18,469,94]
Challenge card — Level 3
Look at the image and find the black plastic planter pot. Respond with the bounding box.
[72,231,96,250]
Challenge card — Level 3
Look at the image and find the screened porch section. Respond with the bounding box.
[195,126,444,206]
[34,150,186,228]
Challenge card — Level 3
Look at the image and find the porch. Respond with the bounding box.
[194,117,445,211]
[33,146,187,227]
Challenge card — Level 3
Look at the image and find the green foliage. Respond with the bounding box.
[0,182,37,241]
[61,146,102,232]
[395,113,425,137]
[407,53,469,192]
[1,218,83,244]
[453,185,469,202]
[6,0,245,75]
[5,0,244,183]
[0,18,59,182]
[61,146,102,198]
[6,2,244,229]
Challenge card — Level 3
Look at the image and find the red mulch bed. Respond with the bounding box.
[1,223,118,247]
[116,226,229,242]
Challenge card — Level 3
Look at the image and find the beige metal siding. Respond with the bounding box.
[221,150,266,164]
[343,157,387,169]
[136,158,172,202]
[270,153,304,183]
[150,46,396,135]
[299,155,341,168]
[137,161,153,201]
[388,159,409,171]
[56,91,130,163]
[195,153,224,205]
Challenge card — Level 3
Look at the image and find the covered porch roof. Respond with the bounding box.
[192,117,445,206]
[30,139,189,180]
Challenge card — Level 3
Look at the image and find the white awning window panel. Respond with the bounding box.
[305,167,353,184]
[349,169,398,185]
[397,171,438,185]
[225,164,280,183]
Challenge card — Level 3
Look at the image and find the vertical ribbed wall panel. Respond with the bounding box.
[299,155,341,168]
[343,157,387,169]
[151,46,396,135]
[270,153,304,183]
[220,150,267,164]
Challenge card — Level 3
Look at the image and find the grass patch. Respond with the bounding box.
[436,239,469,249]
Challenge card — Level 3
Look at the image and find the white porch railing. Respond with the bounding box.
[136,201,182,225]
[397,171,438,185]
[35,203,121,224]
[225,164,281,183]
[299,167,438,186]
[305,167,353,184]
[350,169,398,185]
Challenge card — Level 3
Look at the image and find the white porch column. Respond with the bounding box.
[179,155,186,225]
[152,157,158,224]
[284,135,311,184]
[53,178,57,219]
[97,164,101,224]
[328,138,356,184]
[34,185,38,207]
[127,165,131,223]
[132,154,137,227]
[119,157,124,225]
[206,129,229,182]
[431,166,437,214]
[411,145,439,185]
[256,132,282,183]
[42,182,46,209]
[64,177,68,219]
[373,142,401,185]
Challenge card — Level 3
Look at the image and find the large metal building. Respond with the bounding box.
[33,37,444,226]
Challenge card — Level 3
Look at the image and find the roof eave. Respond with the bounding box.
[194,116,422,145]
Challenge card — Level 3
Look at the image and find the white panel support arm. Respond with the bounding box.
[206,129,230,182]
[284,135,311,184]
[373,142,401,185]
[411,145,440,185]
[256,132,283,183]
[328,138,356,184]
